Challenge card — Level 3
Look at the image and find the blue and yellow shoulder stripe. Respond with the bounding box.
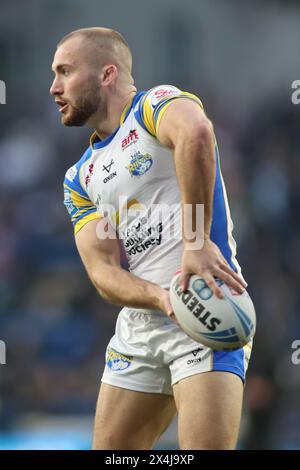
[63,147,101,234]
[134,84,204,137]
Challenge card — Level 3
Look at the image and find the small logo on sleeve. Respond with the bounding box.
[150,85,180,107]
[85,163,94,187]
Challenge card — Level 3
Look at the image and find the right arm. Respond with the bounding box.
[75,218,173,317]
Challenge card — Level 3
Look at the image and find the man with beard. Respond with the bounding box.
[50,27,251,450]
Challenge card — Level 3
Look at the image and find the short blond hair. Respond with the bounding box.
[57,27,132,74]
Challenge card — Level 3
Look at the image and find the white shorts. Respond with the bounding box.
[101,307,252,396]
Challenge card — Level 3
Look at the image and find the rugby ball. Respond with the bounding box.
[169,272,256,350]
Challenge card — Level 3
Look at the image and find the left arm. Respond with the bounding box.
[158,99,215,241]
[157,99,247,297]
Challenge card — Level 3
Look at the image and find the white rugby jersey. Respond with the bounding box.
[63,85,240,288]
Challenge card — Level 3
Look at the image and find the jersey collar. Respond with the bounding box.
[90,92,144,150]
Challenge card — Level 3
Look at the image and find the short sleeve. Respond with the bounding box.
[63,162,101,235]
[136,85,204,137]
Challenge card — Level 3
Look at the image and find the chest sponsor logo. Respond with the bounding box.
[122,129,139,150]
[126,151,153,177]
[102,159,117,183]
[123,220,163,257]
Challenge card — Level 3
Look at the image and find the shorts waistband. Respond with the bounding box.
[123,307,165,316]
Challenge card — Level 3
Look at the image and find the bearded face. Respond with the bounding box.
[61,79,103,127]
[51,37,107,128]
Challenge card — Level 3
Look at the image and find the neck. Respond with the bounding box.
[91,84,137,140]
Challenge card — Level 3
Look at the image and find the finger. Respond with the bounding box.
[218,256,248,288]
[202,272,224,299]
[219,263,248,289]
[214,267,246,294]
[239,271,248,287]
[179,272,191,292]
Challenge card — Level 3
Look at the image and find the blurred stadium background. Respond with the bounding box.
[1,0,300,449]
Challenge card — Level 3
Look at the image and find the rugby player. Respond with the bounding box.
[50,27,251,449]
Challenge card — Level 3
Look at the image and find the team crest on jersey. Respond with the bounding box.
[126,151,153,177]
[106,348,132,371]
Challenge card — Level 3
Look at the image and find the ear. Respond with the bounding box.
[100,64,118,87]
